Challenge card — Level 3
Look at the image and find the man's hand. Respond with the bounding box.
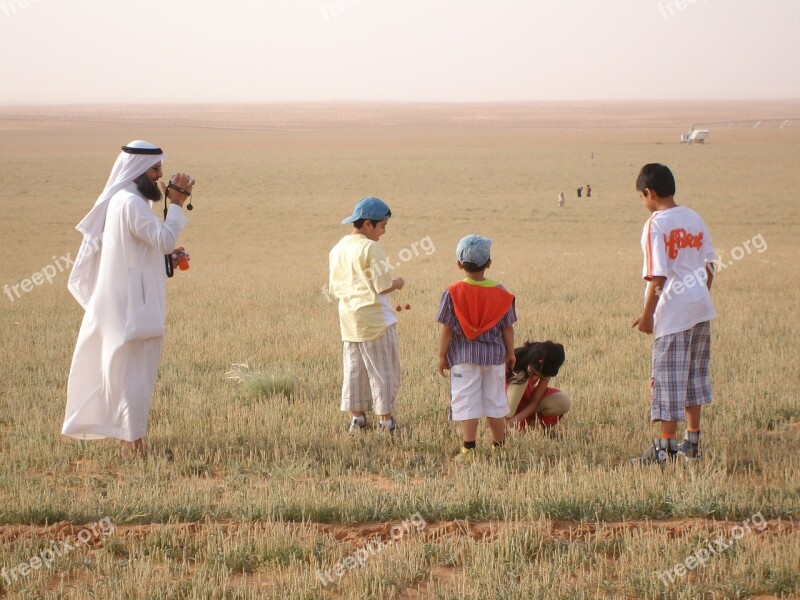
[166,173,195,208]
[632,314,654,334]
[170,247,190,269]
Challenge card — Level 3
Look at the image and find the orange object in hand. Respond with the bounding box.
[173,247,190,271]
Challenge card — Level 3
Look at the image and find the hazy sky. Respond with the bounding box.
[1,0,798,103]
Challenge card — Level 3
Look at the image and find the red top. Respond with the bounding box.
[447,280,515,341]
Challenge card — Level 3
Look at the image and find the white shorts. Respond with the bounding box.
[449,363,508,421]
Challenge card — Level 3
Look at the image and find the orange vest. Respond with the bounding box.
[447,280,515,340]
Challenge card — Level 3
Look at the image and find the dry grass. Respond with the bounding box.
[1,103,799,598]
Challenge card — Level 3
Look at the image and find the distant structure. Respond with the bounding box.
[680,127,710,144]
[681,117,799,144]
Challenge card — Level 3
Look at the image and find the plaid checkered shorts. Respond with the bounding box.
[651,321,712,422]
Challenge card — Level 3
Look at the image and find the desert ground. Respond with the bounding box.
[1,101,799,599]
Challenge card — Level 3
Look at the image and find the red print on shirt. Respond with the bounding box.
[664,228,703,259]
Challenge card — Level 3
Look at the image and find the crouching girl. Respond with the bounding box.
[506,341,571,430]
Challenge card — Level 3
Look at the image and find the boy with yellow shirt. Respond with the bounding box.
[329,197,405,434]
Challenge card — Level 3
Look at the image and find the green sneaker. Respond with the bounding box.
[454,447,475,464]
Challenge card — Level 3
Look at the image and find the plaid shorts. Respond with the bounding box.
[340,325,399,415]
[651,321,712,422]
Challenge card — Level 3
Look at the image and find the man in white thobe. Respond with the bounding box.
[63,140,194,457]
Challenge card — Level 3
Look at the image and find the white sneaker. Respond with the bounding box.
[377,419,396,435]
[348,418,367,434]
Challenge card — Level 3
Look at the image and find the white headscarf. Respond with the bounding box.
[68,140,166,308]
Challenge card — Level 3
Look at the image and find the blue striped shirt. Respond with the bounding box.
[436,282,517,367]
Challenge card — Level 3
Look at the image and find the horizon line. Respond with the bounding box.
[1,98,800,109]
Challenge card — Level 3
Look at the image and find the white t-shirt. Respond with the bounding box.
[641,205,717,339]
[329,234,398,342]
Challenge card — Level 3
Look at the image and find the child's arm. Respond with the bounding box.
[706,264,714,290]
[632,276,666,334]
[379,277,405,294]
[502,326,515,371]
[509,377,551,424]
[506,382,526,418]
[437,326,452,376]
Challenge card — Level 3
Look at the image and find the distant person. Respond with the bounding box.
[329,197,404,435]
[630,164,716,465]
[576,186,582,198]
[557,192,566,208]
[586,184,592,198]
[506,341,571,431]
[63,140,194,458]
[437,235,516,463]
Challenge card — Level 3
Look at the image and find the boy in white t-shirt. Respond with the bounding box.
[630,164,717,465]
[329,197,405,435]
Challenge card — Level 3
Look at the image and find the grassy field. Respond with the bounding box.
[1,103,799,598]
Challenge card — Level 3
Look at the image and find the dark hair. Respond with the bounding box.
[635,163,676,198]
[352,211,391,230]
[353,211,392,229]
[461,260,489,273]
[507,341,565,383]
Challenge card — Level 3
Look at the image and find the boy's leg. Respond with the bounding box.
[482,365,510,444]
[455,419,479,463]
[658,420,679,455]
[461,419,479,443]
[451,363,483,460]
[341,341,372,432]
[681,321,712,459]
[632,330,690,464]
[359,325,400,430]
[486,418,506,444]
[685,405,702,431]
[680,406,702,459]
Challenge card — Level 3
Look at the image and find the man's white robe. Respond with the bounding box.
[62,183,187,441]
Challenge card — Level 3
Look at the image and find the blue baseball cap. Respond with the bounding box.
[342,197,392,224]
[456,234,492,266]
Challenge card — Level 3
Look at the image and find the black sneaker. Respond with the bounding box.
[630,441,677,466]
[677,438,701,462]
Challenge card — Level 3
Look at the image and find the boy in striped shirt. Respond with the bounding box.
[631,164,716,465]
[436,235,517,463]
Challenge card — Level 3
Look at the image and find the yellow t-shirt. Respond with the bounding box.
[329,234,398,342]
